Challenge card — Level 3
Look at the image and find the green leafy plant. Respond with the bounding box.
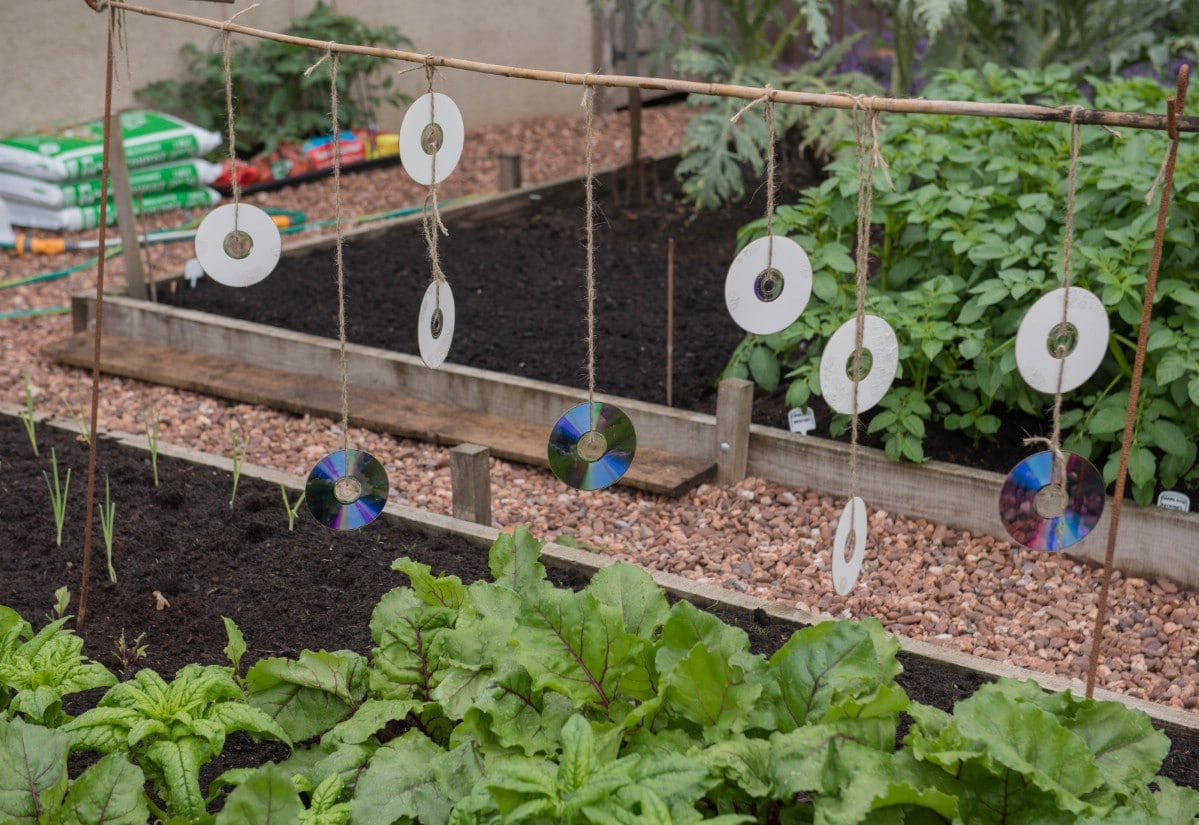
[50,586,70,621]
[101,474,117,584]
[228,424,248,509]
[281,483,306,531]
[136,1,413,156]
[18,368,37,456]
[0,607,117,727]
[43,448,71,548]
[142,405,160,487]
[63,620,291,822]
[0,716,148,825]
[728,65,1199,503]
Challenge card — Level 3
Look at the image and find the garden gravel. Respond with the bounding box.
[2,102,1196,714]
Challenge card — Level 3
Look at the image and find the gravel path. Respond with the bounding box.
[2,103,1196,713]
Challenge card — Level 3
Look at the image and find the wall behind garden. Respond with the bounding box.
[0,0,598,136]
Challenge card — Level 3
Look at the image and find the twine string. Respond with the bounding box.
[220,5,259,231]
[324,48,351,460]
[420,59,449,313]
[730,87,778,276]
[582,79,598,432]
[1023,108,1082,496]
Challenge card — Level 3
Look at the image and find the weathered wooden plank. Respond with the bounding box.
[715,378,753,485]
[451,443,492,526]
[42,332,714,497]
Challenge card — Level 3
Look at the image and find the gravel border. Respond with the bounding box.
[2,103,1196,713]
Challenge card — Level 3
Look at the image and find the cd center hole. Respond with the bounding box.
[843,529,857,564]
[421,123,444,155]
[844,348,874,381]
[223,230,254,260]
[754,268,785,303]
[1034,484,1068,519]
[576,430,608,463]
[430,307,444,339]
[1046,322,1079,359]
[334,476,362,505]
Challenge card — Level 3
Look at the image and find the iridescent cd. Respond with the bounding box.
[194,203,281,287]
[547,401,636,491]
[999,450,1104,551]
[305,449,389,530]
[418,280,455,368]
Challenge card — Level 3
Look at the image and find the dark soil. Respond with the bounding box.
[159,170,1048,479]
[1,416,1196,793]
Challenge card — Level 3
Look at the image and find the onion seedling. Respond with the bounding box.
[101,474,117,583]
[19,369,38,456]
[228,424,249,509]
[43,448,71,547]
[280,483,306,530]
[63,394,92,445]
[142,406,161,486]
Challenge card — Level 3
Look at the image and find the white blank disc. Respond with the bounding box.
[400,93,464,186]
[1015,287,1109,394]
[833,496,867,595]
[418,280,455,368]
[724,235,813,335]
[819,315,899,415]
[193,203,281,288]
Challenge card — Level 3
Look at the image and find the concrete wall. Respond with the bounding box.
[0,0,597,136]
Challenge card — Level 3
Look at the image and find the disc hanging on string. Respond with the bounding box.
[999,450,1104,551]
[305,449,389,531]
[547,401,636,491]
[819,314,899,415]
[194,203,281,287]
[832,496,867,595]
[418,280,456,368]
[400,92,464,186]
[724,235,813,335]
[1015,286,1109,394]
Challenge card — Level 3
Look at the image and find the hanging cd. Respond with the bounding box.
[400,92,465,186]
[547,401,636,491]
[999,450,1104,551]
[724,235,813,335]
[418,280,456,368]
[819,315,899,415]
[193,203,281,287]
[1015,287,1109,394]
[305,449,389,531]
[832,496,866,595]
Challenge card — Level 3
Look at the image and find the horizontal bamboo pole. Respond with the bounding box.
[103,0,1198,134]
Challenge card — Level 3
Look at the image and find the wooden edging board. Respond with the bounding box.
[69,289,1199,591]
[8,403,1195,749]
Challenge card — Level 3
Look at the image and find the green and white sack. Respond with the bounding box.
[0,159,222,208]
[6,186,221,232]
[0,111,221,181]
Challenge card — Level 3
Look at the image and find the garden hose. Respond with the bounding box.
[0,306,70,320]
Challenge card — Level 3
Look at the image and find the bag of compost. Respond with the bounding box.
[5,186,221,231]
[0,159,222,208]
[0,111,221,181]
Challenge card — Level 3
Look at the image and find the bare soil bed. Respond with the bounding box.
[1,415,1196,789]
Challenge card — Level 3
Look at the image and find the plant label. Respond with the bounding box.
[1157,491,1191,513]
[788,407,816,435]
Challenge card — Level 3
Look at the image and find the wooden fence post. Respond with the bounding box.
[715,377,753,485]
[451,443,491,525]
[108,113,147,301]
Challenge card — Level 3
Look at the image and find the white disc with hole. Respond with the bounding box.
[724,235,813,335]
[1015,287,1108,394]
[193,203,281,287]
[819,315,899,415]
[400,92,464,186]
[418,280,456,368]
[833,496,866,595]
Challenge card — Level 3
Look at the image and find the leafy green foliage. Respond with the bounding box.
[63,621,290,821]
[135,1,412,156]
[0,613,116,727]
[728,65,1199,503]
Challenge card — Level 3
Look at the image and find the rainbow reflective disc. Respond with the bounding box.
[999,450,1104,551]
[305,449,389,530]
[547,401,636,491]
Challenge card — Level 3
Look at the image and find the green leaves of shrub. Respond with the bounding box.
[729,64,1199,502]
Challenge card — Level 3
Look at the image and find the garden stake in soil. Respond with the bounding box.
[1087,65,1191,700]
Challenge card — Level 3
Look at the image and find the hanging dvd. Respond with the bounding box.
[724,235,813,335]
[547,401,636,491]
[306,449,389,531]
[999,450,1104,551]
[418,280,456,368]
[194,203,281,287]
